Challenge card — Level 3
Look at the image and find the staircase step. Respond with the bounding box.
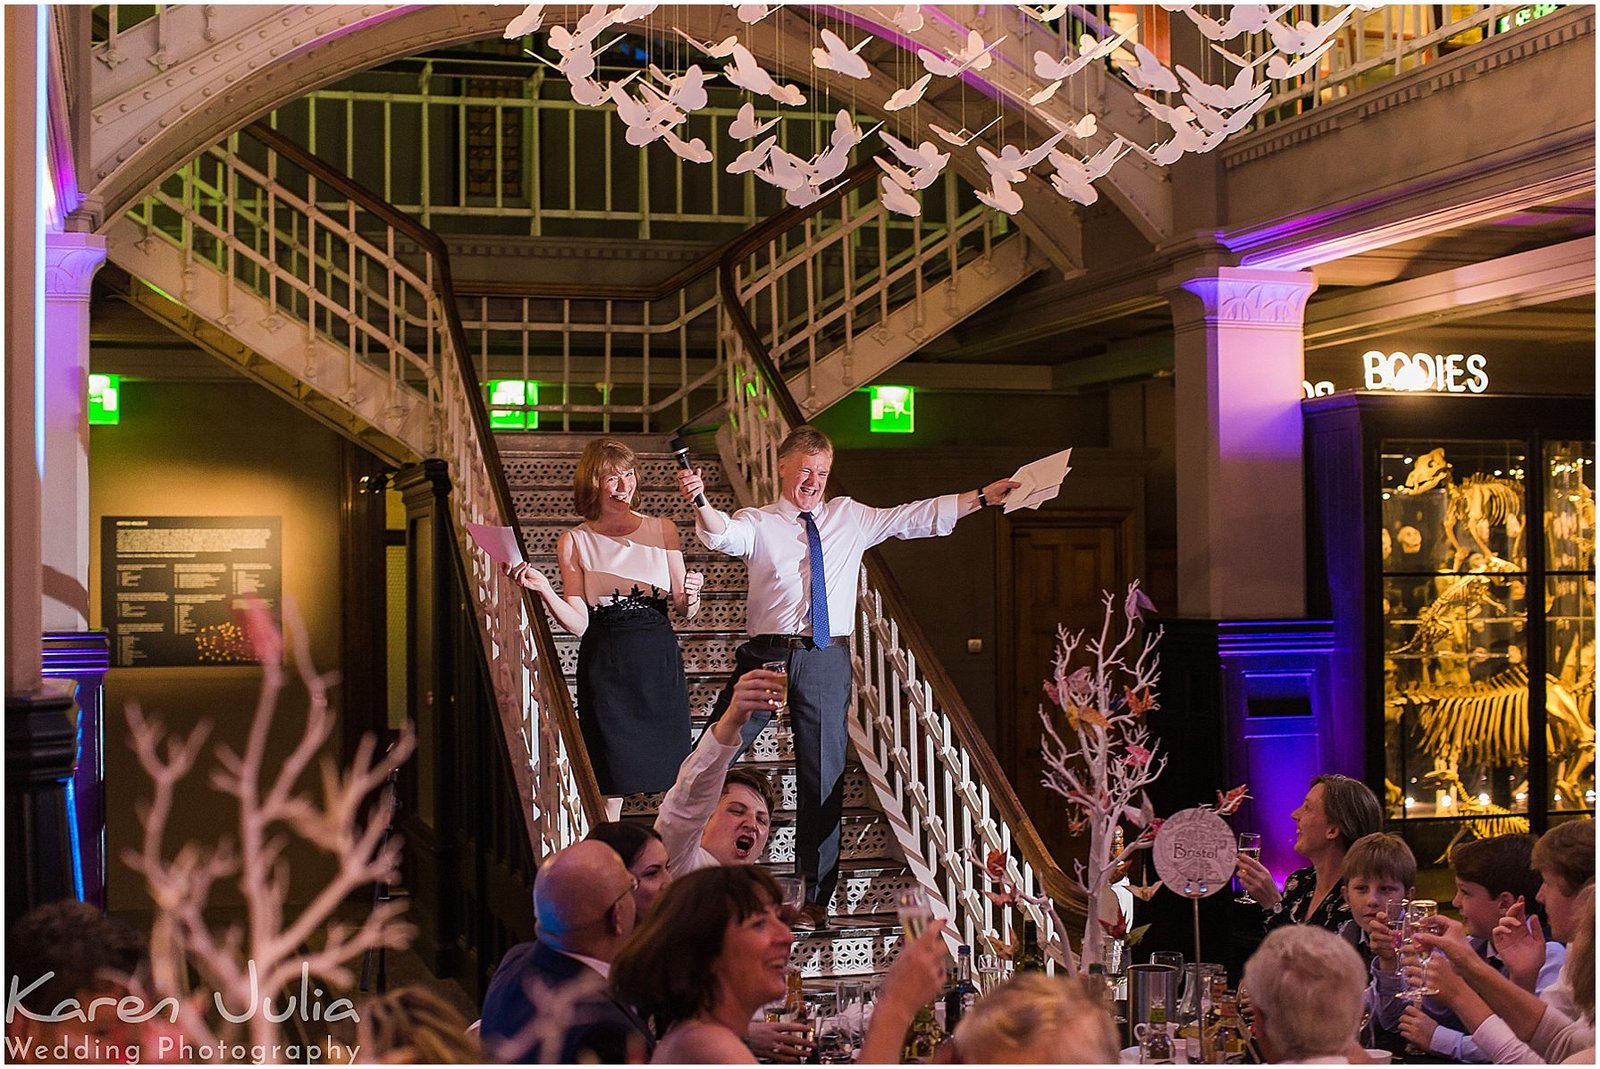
[500,450,727,492]
[621,766,875,820]
[553,631,743,676]
[512,487,739,523]
[517,545,749,592]
[793,924,904,979]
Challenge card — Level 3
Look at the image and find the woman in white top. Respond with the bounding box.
[509,438,702,820]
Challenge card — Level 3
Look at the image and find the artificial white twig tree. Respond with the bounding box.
[124,599,417,1055]
[1036,581,1167,969]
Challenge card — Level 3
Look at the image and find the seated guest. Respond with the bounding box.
[586,821,672,918]
[1381,834,1565,1060]
[1411,820,1595,1063]
[480,841,652,1063]
[611,866,793,1063]
[1242,925,1369,1063]
[5,900,154,1064]
[355,986,482,1063]
[1338,832,1415,1054]
[1415,885,1594,1064]
[1236,773,1383,934]
[654,670,785,874]
[944,972,1120,1063]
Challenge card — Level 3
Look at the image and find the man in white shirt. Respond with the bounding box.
[678,425,1017,929]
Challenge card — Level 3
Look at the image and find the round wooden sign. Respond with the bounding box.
[1151,807,1238,898]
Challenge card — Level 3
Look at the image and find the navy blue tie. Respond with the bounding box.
[800,511,829,643]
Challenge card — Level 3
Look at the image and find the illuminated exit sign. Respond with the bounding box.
[89,374,121,425]
[868,385,914,433]
[1497,4,1560,33]
[487,379,539,430]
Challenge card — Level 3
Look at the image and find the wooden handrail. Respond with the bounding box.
[714,224,1082,918]
[242,121,607,827]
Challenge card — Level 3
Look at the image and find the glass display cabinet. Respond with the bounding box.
[1306,394,1594,864]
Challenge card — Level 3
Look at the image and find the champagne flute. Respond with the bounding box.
[761,660,790,716]
[896,887,933,939]
[1404,899,1440,996]
[1234,833,1263,904]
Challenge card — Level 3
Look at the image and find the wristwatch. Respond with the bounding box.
[977,488,989,507]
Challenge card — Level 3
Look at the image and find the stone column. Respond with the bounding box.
[42,231,107,632]
[1166,267,1318,620]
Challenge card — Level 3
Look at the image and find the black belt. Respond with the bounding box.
[751,634,849,650]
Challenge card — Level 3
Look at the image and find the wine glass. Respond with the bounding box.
[1234,833,1262,904]
[1403,899,1440,997]
[774,876,806,925]
[895,887,933,939]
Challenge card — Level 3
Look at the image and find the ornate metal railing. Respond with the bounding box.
[120,122,604,855]
[716,232,1084,963]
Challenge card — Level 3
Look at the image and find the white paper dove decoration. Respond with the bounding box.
[879,174,922,217]
[1177,64,1268,110]
[736,3,770,24]
[729,102,780,140]
[1265,39,1336,79]
[889,4,924,32]
[675,28,739,59]
[661,128,713,164]
[727,135,778,174]
[885,73,932,111]
[1125,42,1180,93]
[812,28,872,80]
[504,3,545,38]
[918,30,1007,78]
[976,174,1024,215]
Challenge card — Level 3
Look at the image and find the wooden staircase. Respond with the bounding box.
[501,433,918,980]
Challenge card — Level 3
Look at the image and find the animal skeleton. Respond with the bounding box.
[1397,448,1526,569]
[1392,555,1518,658]
[1392,664,1595,810]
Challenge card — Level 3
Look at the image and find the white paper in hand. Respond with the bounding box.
[1003,448,1073,513]
[466,523,524,567]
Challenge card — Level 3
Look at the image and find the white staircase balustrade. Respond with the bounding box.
[105,123,604,857]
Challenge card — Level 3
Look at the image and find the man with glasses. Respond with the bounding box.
[480,841,653,1063]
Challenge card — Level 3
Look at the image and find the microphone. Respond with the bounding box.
[670,433,707,507]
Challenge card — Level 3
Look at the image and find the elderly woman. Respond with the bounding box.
[1236,773,1383,933]
[510,437,702,821]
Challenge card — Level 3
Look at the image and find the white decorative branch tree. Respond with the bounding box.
[1037,581,1167,970]
[123,599,417,1054]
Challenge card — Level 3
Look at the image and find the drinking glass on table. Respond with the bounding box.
[1234,833,1263,903]
[896,887,933,939]
[761,660,790,716]
[774,876,806,926]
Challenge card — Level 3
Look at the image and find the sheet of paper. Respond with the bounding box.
[465,522,524,567]
[1003,447,1073,513]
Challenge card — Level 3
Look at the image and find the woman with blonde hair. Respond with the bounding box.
[944,972,1120,1064]
[510,437,702,820]
[354,986,482,1063]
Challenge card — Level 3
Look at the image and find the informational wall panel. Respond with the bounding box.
[102,516,281,667]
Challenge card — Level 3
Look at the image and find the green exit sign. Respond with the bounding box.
[89,373,121,425]
[487,379,539,430]
[868,385,914,433]
[1497,4,1560,32]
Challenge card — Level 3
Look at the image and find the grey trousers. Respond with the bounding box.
[711,637,852,909]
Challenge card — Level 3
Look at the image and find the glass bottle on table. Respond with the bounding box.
[1139,1000,1175,1064]
[1015,920,1046,973]
[944,945,979,1033]
[1207,992,1248,1064]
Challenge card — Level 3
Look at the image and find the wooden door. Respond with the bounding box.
[998,512,1133,861]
